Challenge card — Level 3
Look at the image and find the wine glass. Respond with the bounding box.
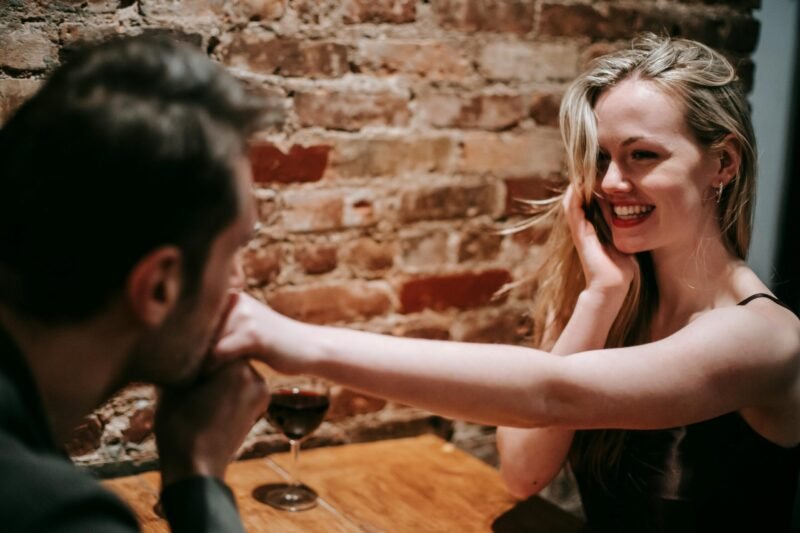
[254,375,330,512]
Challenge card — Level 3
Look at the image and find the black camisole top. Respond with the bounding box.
[572,294,800,532]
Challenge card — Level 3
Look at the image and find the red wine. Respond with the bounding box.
[267,388,330,441]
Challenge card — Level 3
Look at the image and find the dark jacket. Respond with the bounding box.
[0,325,244,532]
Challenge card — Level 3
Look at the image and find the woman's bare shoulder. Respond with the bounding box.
[733,293,799,341]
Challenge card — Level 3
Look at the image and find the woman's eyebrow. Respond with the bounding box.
[621,136,646,146]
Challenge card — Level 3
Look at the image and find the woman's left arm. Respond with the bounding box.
[548,305,800,435]
[217,293,799,435]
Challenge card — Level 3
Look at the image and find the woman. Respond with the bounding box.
[216,35,800,531]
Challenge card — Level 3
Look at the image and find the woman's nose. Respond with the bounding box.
[600,161,633,194]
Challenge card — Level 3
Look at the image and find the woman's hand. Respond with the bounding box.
[563,184,636,297]
[211,292,308,374]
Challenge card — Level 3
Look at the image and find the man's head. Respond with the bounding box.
[0,36,262,383]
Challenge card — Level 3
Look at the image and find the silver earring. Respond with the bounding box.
[716,182,724,204]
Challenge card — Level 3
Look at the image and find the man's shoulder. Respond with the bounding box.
[0,429,138,531]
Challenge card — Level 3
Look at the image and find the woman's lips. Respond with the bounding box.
[609,204,655,228]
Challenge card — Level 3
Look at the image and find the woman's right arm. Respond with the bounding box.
[496,289,625,499]
[497,185,635,499]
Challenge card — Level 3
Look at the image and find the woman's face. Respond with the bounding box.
[592,78,721,255]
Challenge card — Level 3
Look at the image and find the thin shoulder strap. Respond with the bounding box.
[737,293,794,313]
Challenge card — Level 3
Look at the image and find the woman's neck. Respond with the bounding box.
[648,225,746,338]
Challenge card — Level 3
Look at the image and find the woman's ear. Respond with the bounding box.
[126,246,183,327]
[713,134,742,187]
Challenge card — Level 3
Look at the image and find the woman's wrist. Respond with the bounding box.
[267,316,326,375]
[578,287,627,311]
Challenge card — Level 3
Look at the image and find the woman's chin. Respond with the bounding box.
[612,237,646,255]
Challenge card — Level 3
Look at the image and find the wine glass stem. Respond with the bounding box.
[289,439,301,489]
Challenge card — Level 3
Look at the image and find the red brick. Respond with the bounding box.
[392,315,454,340]
[0,79,41,124]
[224,0,286,21]
[219,32,349,78]
[460,131,564,178]
[418,92,527,131]
[529,92,562,128]
[504,174,564,215]
[479,41,580,82]
[59,22,120,47]
[238,84,287,130]
[325,135,457,178]
[49,0,119,13]
[399,269,512,313]
[141,0,284,22]
[580,42,625,69]
[267,282,393,324]
[121,407,155,445]
[510,224,550,247]
[539,3,637,41]
[540,4,760,54]
[343,194,380,228]
[400,231,451,268]
[137,28,204,49]
[356,40,470,80]
[399,182,501,223]
[242,244,284,285]
[281,190,345,232]
[343,238,395,273]
[294,89,410,131]
[452,311,532,344]
[328,387,387,421]
[344,0,416,24]
[280,189,379,232]
[139,0,219,21]
[256,191,281,226]
[678,13,760,54]
[294,243,338,274]
[458,231,503,262]
[250,142,331,184]
[0,27,57,72]
[292,0,339,24]
[397,325,452,340]
[677,0,759,6]
[65,415,104,457]
[432,0,536,34]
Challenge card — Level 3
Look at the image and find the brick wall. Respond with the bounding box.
[0,0,759,481]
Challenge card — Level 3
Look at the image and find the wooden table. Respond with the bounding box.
[105,434,586,532]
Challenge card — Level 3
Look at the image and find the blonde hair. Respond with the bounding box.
[517,34,757,474]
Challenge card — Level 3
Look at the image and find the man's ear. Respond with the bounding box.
[126,247,183,327]
[713,134,742,187]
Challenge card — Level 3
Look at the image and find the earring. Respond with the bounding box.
[716,182,724,204]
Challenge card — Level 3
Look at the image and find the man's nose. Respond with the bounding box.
[600,161,633,194]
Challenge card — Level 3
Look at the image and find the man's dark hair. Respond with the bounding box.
[0,36,263,322]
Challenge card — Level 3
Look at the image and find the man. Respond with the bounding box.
[0,36,269,532]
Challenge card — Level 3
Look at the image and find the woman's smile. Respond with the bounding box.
[610,202,656,227]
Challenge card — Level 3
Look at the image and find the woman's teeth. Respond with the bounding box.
[613,205,654,218]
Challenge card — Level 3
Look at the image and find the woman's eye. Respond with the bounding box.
[631,150,657,160]
[597,152,610,170]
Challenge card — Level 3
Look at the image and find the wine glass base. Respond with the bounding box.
[253,483,319,512]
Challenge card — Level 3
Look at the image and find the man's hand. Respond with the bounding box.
[155,360,269,487]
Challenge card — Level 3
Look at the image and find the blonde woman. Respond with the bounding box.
[216,35,800,531]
